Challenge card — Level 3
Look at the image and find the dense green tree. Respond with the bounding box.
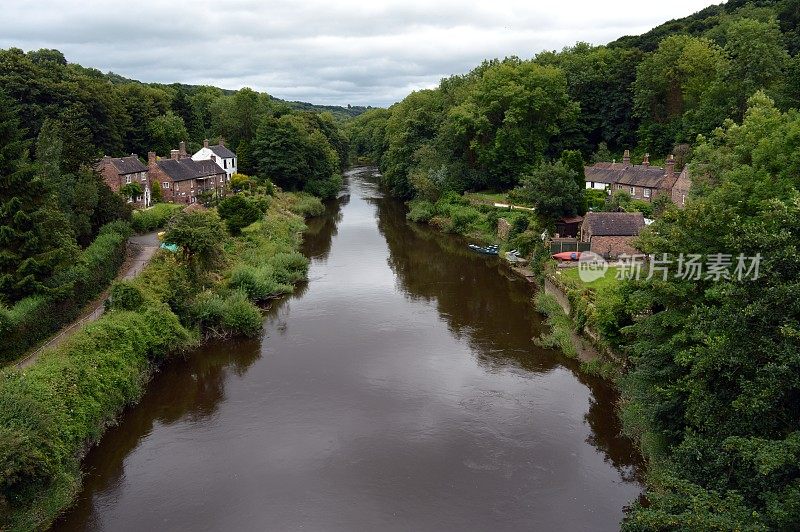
[510,161,582,220]
[251,113,341,197]
[0,94,78,302]
[723,17,790,115]
[217,194,265,235]
[536,43,642,153]
[633,35,730,152]
[171,85,203,140]
[148,111,189,155]
[164,209,226,273]
[346,108,390,164]
[617,93,800,529]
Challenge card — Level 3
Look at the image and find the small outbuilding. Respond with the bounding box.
[555,215,583,238]
[580,212,645,258]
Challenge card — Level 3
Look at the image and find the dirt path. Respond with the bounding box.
[15,232,161,370]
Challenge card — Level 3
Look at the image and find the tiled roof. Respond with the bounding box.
[584,212,645,237]
[585,162,667,189]
[616,166,666,188]
[585,162,625,184]
[157,158,225,182]
[101,155,147,175]
[209,144,235,159]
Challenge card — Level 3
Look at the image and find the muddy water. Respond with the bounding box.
[54,167,641,531]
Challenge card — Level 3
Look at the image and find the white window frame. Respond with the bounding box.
[125,175,132,184]
[630,186,635,195]
[162,181,170,189]
[643,188,651,198]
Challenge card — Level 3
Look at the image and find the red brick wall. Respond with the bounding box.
[97,160,122,193]
[671,169,691,208]
[148,163,177,203]
[590,236,640,258]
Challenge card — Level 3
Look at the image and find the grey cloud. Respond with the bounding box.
[0,0,720,107]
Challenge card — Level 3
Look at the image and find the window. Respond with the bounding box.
[681,194,686,206]
[643,188,651,198]
[162,182,170,189]
[125,175,132,184]
[617,184,622,190]
[630,187,635,195]
[223,159,228,169]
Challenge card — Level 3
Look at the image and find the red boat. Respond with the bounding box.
[552,251,581,261]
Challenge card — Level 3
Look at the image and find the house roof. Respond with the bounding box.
[157,158,225,182]
[558,215,584,224]
[583,212,645,237]
[585,162,625,184]
[585,162,667,189]
[616,165,667,188]
[209,144,235,159]
[100,155,147,175]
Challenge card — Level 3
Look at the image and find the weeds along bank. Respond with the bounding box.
[0,191,324,531]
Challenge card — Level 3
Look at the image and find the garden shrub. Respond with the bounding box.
[131,203,183,233]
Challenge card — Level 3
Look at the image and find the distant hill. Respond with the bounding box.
[101,72,371,120]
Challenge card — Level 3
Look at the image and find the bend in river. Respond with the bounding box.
[54,167,642,531]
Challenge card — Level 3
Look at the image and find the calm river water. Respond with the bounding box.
[54,167,642,531]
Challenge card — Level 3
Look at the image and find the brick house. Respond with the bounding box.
[147,142,227,205]
[580,212,645,258]
[96,154,150,206]
[585,150,691,207]
[191,138,237,180]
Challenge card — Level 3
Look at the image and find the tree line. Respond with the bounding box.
[347,0,800,210]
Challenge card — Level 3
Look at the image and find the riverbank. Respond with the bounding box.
[0,191,323,531]
[403,192,623,378]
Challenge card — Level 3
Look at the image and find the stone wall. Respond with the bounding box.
[590,235,639,258]
[497,218,511,240]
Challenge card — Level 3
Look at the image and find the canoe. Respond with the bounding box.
[468,244,500,256]
[552,251,581,261]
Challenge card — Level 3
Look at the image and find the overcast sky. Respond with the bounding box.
[1,0,721,107]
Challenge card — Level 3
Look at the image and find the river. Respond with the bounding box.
[53,167,642,531]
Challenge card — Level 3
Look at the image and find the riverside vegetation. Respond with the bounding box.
[0,187,323,530]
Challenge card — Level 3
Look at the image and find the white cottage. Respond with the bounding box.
[192,138,237,180]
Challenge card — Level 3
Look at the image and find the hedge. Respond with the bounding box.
[0,222,132,364]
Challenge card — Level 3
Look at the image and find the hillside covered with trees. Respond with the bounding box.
[348,0,799,202]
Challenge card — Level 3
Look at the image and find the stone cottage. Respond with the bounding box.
[580,212,645,258]
[585,150,691,207]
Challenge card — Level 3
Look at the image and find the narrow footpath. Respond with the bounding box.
[15,231,161,370]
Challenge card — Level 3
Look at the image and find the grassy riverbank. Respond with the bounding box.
[0,191,323,531]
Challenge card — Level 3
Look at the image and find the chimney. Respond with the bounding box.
[179,141,187,158]
[219,137,225,148]
[623,149,630,166]
[148,151,156,166]
[170,149,179,160]
[642,153,650,167]
[666,154,675,178]
[203,139,209,149]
